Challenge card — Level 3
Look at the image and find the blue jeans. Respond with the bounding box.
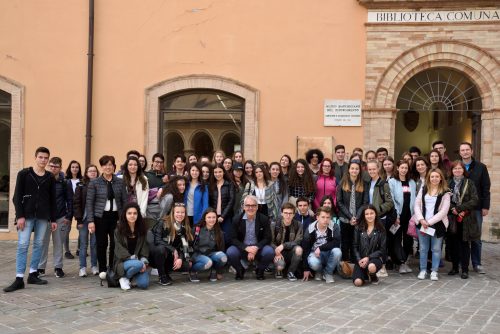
[191,252,227,273]
[78,222,97,269]
[307,248,342,275]
[226,245,274,271]
[418,232,443,272]
[123,259,149,289]
[471,210,483,267]
[16,218,48,277]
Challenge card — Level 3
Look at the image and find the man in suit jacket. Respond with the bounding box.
[227,195,273,280]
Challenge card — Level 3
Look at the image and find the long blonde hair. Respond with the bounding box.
[341,161,364,193]
[162,203,193,242]
[425,168,449,194]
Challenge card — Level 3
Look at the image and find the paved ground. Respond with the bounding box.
[0,240,499,334]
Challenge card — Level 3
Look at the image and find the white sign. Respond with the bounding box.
[368,9,500,23]
[324,100,361,127]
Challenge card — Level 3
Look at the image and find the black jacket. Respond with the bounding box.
[302,221,341,271]
[464,158,490,210]
[336,180,369,222]
[230,212,272,254]
[13,167,56,221]
[209,180,235,220]
[352,226,387,263]
[54,172,72,220]
[73,181,88,223]
[85,175,127,222]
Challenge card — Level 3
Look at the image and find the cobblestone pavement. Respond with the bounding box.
[0,240,499,334]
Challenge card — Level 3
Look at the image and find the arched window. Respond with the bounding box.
[159,89,244,161]
[0,90,11,228]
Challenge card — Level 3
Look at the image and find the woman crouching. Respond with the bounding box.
[189,208,227,282]
[113,202,150,290]
[352,205,387,286]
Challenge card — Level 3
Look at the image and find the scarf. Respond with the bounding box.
[349,182,356,217]
[452,176,464,205]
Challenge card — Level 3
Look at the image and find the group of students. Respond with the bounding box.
[4,141,490,292]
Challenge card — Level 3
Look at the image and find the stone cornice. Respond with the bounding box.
[357,0,500,10]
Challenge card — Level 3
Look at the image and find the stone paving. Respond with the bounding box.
[0,240,499,334]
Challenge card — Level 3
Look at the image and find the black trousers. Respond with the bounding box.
[392,219,413,264]
[450,222,471,273]
[352,258,383,282]
[341,222,354,261]
[94,211,119,273]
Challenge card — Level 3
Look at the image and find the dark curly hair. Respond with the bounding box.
[305,149,324,164]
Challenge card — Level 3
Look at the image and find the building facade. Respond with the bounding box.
[0,0,499,240]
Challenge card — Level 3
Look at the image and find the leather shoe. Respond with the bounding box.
[461,272,469,279]
[448,269,459,276]
[256,269,265,280]
[235,268,245,280]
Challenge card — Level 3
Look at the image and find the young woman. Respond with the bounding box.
[241,164,280,222]
[305,149,324,175]
[336,161,369,262]
[201,163,212,183]
[159,175,186,219]
[232,163,247,216]
[244,160,255,182]
[212,150,226,165]
[187,154,198,164]
[412,157,430,194]
[401,152,413,166]
[365,150,377,163]
[121,156,149,217]
[113,202,150,290]
[288,159,315,205]
[352,205,387,286]
[170,154,187,177]
[64,160,83,258]
[223,157,233,172]
[380,156,395,181]
[233,151,244,164]
[269,162,289,210]
[184,163,209,228]
[448,161,480,279]
[313,158,336,211]
[189,208,227,282]
[388,160,417,274]
[279,154,293,180]
[209,164,235,244]
[148,203,193,285]
[414,168,451,281]
[73,164,99,277]
[428,149,449,179]
[138,155,148,172]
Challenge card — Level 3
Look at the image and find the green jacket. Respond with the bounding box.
[113,229,149,277]
[370,179,395,217]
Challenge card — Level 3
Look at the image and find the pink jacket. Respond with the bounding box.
[313,175,337,210]
[414,188,451,228]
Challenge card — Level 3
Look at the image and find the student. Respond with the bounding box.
[144,153,167,228]
[459,142,490,274]
[269,162,289,210]
[73,164,100,277]
[336,161,369,262]
[222,157,233,172]
[201,163,212,182]
[189,208,227,282]
[333,145,347,183]
[241,164,280,222]
[187,154,198,165]
[380,156,395,181]
[273,203,303,281]
[170,154,187,177]
[376,147,389,164]
[117,150,141,176]
[412,157,430,194]
[86,155,127,276]
[212,150,226,165]
[428,149,449,178]
[388,160,417,274]
[448,160,480,279]
[305,148,324,175]
[408,146,422,161]
[414,168,451,281]
[209,164,235,244]
[138,155,148,172]
[432,140,451,172]
[184,163,209,228]
[365,150,377,163]
[227,196,273,280]
[288,159,315,205]
[302,206,342,283]
[64,160,82,258]
[39,157,72,278]
[120,156,149,217]
[4,147,57,293]
[148,203,193,286]
[159,175,186,219]
[233,151,244,164]
[294,197,315,232]
[244,160,256,182]
[313,158,337,211]
[232,162,247,216]
[279,154,293,180]
[113,203,150,290]
[352,205,387,286]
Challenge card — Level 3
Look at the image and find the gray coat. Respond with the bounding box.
[86,175,127,222]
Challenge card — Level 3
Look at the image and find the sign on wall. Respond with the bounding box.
[368,9,500,23]
[324,100,362,127]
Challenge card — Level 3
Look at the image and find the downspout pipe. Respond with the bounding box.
[85,0,94,166]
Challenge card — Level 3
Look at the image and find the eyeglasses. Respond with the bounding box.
[49,165,61,169]
[244,204,257,208]
[153,160,164,164]
[282,212,294,215]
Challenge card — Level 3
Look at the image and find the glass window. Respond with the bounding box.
[0,90,11,228]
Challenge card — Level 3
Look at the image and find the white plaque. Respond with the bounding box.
[324,100,361,127]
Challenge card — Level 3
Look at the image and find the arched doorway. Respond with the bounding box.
[191,131,214,159]
[220,132,240,158]
[164,132,184,168]
[0,90,11,229]
[395,68,482,159]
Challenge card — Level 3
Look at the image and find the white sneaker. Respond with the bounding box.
[79,268,87,277]
[99,272,107,280]
[404,262,413,273]
[417,270,427,280]
[430,271,439,281]
[119,277,131,290]
[377,265,388,278]
[150,268,159,276]
[91,266,99,276]
[324,274,335,284]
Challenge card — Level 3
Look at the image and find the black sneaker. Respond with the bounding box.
[75,250,80,256]
[37,269,45,277]
[256,269,265,280]
[287,272,297,282]
[209,270,218,282]
[189,272,200,283]
[55,268,65,278]
[64,252,75,260]
[370,274,379,285]
[158,274,172,286]
[4,278,25,292]
[461,272,469,279]
[27,272,48,285]
[235,268,245,280]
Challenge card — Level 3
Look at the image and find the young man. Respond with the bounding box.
[273,203,303,281]
[408,146,422,160]
[294,197,314,232]
[432,140,451,171]
[4,147,57,292]
[227,195,273,280]
[376,147,388,164]
[459,142,490,274]
[38,157,72,278]
[302,206,342,283]
[333,145,347,183]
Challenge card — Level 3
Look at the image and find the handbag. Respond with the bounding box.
[407,215,418,238]
[338,261,353,279]
[100,268,120,288]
